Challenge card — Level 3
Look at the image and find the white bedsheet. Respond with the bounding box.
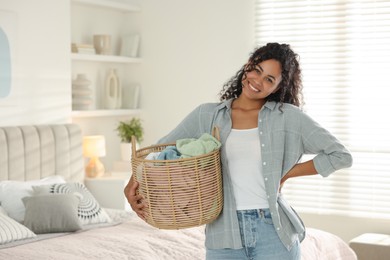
[0,209,356,260]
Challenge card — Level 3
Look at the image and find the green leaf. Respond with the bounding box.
[115,118,144,143]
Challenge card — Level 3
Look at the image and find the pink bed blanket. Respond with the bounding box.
[0,211,357,260]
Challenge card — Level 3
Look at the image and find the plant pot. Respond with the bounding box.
[120,142,139,161]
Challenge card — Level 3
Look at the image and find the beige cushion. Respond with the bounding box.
[22,194,82,234]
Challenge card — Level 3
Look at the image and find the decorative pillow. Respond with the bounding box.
[22,194,82,234]
[0,206,8,216]
[33,182,111,225]
[0,207,36,245]
[0,176,66,223]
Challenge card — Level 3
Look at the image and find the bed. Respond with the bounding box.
[0,124,357,259]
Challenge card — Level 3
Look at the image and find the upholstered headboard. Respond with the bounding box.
[0,124,84,182]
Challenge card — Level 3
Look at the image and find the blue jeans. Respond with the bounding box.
[206,209,300,260]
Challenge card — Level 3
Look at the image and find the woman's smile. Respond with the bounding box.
[248,82,260,93]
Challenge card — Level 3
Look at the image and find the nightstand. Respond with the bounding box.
[85,172,132,211]
[349,233,390,260]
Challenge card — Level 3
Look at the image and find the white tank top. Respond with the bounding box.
[226,128,269,210]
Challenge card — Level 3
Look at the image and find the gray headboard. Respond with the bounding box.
[0,124,84,182]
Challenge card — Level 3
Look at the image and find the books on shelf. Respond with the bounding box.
[71,43,96,54]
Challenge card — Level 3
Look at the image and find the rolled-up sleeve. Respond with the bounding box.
[300,112,353,177]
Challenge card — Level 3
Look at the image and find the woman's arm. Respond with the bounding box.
[157,104,205,144]
[280,160,317,190]
[280,110,353,190]
[299,112,353,177]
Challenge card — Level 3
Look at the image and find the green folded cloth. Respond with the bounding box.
[176,133,221,158]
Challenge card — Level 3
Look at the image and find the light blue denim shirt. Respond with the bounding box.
[158,99,353,250]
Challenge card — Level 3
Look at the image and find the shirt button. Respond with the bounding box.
[267,195,270,198]
[259,119,262,123]
[277,227,280,231]
[261,144,265,147]
[260,131,263,135]
[263,162,267,165]
[265,177,268,181]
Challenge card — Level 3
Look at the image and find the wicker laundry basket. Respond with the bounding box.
[131,127,223,230]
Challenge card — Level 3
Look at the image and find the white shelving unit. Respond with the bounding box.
[71,0,142,117]
[71,53,142,64]
[70,0,143,170]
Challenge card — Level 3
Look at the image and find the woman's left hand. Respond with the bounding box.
[279,160,318,192]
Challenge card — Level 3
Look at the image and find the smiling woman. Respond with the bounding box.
[125,42,352,260]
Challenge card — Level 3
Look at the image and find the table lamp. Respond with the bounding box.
[83,135,106,178]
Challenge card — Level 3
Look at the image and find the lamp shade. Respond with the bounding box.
[83,135,106,158]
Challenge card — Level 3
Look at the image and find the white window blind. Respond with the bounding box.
[255,0,390,219]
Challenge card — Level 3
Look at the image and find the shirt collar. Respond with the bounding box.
[216,99,233,111]
[217,99,278,111]
[264,101,277,110]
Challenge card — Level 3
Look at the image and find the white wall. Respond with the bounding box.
[0,0,70,125]
[137,0,255,146]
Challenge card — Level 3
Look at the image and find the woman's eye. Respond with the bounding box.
[266,78,273,83]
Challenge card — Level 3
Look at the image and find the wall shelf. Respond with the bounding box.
[71,109,141,118]
[71,53,142,64]
[72,0,141,12]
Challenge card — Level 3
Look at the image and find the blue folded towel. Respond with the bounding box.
[157,146,181,160]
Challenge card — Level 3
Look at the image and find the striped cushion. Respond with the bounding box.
[0,209,36,245]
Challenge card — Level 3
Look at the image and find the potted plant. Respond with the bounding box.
[116,118,143,161]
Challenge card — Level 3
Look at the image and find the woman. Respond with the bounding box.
[124,43,353,259]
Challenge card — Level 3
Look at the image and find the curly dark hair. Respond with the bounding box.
[219,43,303,107]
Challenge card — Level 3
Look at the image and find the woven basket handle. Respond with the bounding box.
[212,126,220,141]
[131,135,137,157]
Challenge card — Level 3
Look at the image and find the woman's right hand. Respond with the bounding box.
[124,176,148,220]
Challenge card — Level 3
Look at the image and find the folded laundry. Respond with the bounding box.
[147,133,221,161]
[145,152,161,160]
[176,133,221,158]
[156,146,181,160]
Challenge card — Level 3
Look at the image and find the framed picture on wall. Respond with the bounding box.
[0,10,18,107]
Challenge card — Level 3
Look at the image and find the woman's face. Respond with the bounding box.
[241,59,282,101]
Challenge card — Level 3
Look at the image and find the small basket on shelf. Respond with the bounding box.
[131,127,223,230]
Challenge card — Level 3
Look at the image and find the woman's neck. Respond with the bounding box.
[232,96,266,111]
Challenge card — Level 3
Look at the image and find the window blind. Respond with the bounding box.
[255,0,390,219]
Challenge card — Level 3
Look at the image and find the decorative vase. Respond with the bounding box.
[93,34,111,55]
[104,69,121,109]
[115,69,122,109]
[72,74,92,110]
